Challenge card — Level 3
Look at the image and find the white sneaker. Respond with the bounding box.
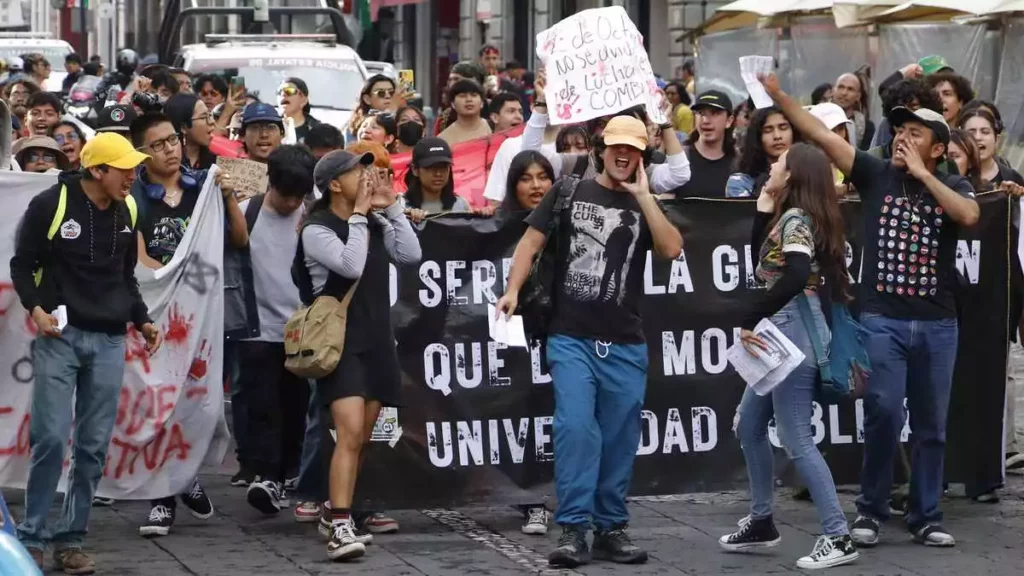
[326,520,366,561]
[912,524,955,547]
[246,479,284,514]
[521,507,548,535]
[796,535,859,570]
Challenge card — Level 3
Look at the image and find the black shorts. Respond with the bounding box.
[317,343,401,408]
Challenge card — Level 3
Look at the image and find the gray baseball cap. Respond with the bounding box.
[314,149,374,193]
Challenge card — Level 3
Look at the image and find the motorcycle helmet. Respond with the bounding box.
[115,49,139,77]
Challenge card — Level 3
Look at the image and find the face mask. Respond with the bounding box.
[397,122,424,147]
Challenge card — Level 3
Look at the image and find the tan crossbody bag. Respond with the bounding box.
[283,278,361,379]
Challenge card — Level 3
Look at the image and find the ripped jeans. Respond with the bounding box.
[735,294,849,536]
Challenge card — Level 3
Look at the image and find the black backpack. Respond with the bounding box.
[518,175,581,344]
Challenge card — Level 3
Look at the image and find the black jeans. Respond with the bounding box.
[238,341,309,483]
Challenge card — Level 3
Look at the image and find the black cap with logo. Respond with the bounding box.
[691,90,734,113]
[412,137,453,168]
[95,104,138,133]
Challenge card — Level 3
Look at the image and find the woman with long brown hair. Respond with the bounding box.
[946,129,984,192]
[719,143,858,570]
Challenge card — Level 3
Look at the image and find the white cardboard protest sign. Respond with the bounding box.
[216,156,268,201]
[0,170,230,500]
[536,6,667,126]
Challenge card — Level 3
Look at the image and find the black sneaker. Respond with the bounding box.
[91,496,115,507]
[319,512,373,545]
[593,525,648,564]
[548,526,590,568]
[230,468,255,487]
[180,477,214,519]
[247,479,284,514]
[796,535,859,569]
[1007,452,1024,474]
[911,524,955,547]
[850,516,880,547]
[719,516,781,551]
[139,502,175,537]
[326,520,366,561]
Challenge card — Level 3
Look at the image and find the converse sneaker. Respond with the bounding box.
[521,507,549,535]
[796,535,859,570]
[719,516,781,551]
[361,512,399,534]
[912,524,955,547]
[247,479,285,514]
[294,501,320,523]
[53,548,96,575]
[850,516,880,547]
[139,503,175,537]
[230,467,255,487]
[593,525,648,564]
[326,520,366,561]
[548,525,590,568]
[319,512,373,544]
[1007,452,1024,475]
[179,478,214,519]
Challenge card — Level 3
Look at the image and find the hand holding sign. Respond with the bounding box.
[739,56,775,109]
[535,6,666,126]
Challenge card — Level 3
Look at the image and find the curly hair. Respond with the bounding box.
[927,73,974,107]
[880,78,942,117]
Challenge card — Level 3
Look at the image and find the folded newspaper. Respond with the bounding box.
[727,318,806,396]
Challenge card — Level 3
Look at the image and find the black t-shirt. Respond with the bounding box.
[849,150,976,320]
[673,145,735,198]
[525,179,655,343]
[139,190,200,264]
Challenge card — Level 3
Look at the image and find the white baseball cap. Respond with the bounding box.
[806,103,852,132]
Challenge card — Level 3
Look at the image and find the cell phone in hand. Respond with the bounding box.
[398,69,414,92]
[231,76,245,96]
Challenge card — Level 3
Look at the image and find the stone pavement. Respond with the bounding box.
[5,470,1022,575]
[6,348,1024,575]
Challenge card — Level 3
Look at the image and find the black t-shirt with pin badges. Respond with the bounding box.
[849,150,976,320]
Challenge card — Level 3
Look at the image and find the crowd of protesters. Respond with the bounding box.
[2,40,1024,575]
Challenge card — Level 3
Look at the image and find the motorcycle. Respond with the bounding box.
[65,76,102,127]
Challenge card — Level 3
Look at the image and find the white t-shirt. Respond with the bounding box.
[483,136,557,203]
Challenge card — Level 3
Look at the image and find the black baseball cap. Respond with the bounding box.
[692,90,734,113]
[314,149,374,193]
[95,104,138,133]
[889,106,950,145]
[412,137,453,168]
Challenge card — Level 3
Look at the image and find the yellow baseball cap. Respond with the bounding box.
[80,132,150,169]
[603,116,648,151]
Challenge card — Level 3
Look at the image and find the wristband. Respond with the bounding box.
[659,123,672,131]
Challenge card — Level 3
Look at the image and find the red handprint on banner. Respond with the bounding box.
[188,339,210,381]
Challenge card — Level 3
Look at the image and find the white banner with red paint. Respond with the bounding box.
[0,170,230,500]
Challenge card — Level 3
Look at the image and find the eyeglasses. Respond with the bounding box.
[247,122,282,135]
[278,84,300,97]
[192,113,213,124]
[372,88,395,99]
[25,151,57,164]
[143,133,182,153]
[53,132,81,146]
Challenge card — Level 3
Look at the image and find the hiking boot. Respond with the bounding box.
[179,477,214,519]
[850,516,880,547]
[548,525,590,567]
[719,515,781,551]
[53,548,96,575]
[593,525,648,564]
[796,535,859,570]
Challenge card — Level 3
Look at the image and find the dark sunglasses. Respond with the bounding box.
[371,88,395,99]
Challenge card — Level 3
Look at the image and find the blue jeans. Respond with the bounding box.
[855,313,958,529]
[547,334,647,531]
[17,327,126,551]
[293,380,325,502]
[737,296,848,536]
[224,341,250,468]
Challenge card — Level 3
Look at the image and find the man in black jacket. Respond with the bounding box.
[10,132,162,573]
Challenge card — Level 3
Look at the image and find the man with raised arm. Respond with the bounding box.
[759,72,978,549]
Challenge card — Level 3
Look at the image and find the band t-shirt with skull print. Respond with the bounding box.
[526,178,656,344]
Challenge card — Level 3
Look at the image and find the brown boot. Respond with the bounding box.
[53,548,96,575]
[28,547,43,569]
